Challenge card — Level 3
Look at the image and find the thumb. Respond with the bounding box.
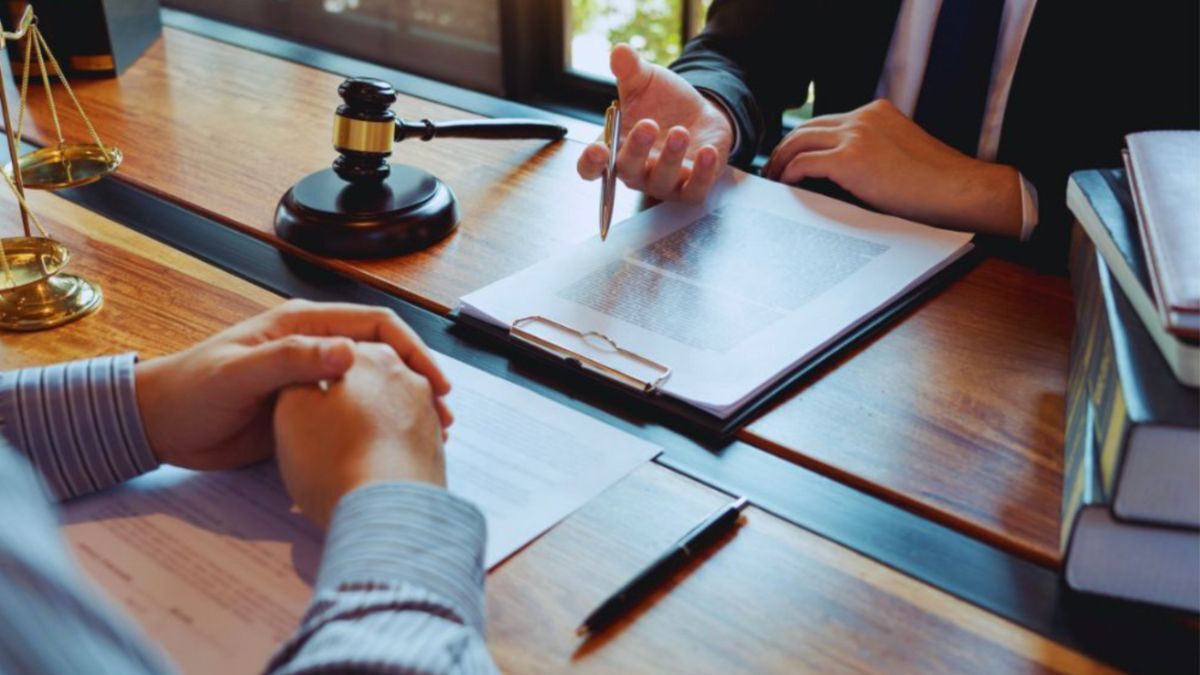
[229,336,356,395]
[611,44,653,101]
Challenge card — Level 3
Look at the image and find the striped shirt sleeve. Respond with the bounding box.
[267,482,498,674]
[0,439,174,674]
[0,354,160,502]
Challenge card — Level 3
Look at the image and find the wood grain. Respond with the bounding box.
[7,27,1072,567]
[8,28,637,314]
[744,258,1072,568]
[490,463,1110,674]
[0,191,276,367]
[0,192,1111,673]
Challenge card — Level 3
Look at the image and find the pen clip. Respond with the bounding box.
[603,101,620,153]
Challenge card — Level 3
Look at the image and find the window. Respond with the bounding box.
[161,0,806,124]
[566,0,712,82]
[164,0,506,94]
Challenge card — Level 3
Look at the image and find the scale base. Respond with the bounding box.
[0,238,102,331]
[274,164,459,259]
[0,272,102,331]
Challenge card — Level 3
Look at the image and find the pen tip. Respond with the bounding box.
[575,625,589,637]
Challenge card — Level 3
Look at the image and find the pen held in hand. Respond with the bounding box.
[599,100,621,242]
[575,495,749,636]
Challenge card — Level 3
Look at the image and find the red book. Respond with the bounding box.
[1124,131,1200,341]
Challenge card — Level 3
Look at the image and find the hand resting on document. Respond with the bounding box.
[273,342,448,529]
[134,299,452,475]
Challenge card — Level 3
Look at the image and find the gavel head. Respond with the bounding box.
[332,77,397,184]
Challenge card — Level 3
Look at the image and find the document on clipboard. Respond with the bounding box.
[457,168,974,420]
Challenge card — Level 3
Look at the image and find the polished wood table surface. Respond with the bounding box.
[0,191,1108,673]
[11,26,1071,569]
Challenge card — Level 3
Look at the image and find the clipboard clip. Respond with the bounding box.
[510,315,672,394]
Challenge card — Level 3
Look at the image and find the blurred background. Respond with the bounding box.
[162,0,810,122]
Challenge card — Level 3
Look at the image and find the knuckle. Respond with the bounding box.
[278,298,313,315]
[278,334,312,358]
[409,374,434,397]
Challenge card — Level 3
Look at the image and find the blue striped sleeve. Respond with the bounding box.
[0,355,159,501]
[268,482,497,674]
[0,439,174,674]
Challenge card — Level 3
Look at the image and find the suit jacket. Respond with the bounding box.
[672,1,1200,268]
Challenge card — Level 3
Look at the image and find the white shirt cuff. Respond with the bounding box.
[1018,173,1039,241]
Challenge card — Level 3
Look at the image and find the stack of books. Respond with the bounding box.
[1062,131,1199,613]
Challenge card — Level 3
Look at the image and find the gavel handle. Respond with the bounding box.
[395,118,568,142]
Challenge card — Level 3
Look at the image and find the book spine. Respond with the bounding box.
[1088,311,1129,501]
[1063,231,1105,552]
[1069,229,1135,503]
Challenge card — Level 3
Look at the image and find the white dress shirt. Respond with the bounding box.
[875,0,1040,239]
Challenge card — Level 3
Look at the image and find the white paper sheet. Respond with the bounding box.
[58,354,660,673]
[459,168,974,415]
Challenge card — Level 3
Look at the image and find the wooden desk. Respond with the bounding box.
[0,192,1107,673]
[12,26,1070,569]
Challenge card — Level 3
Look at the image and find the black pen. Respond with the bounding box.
[576,496,749,636]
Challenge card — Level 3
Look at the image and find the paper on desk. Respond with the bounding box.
[458,168,974,416]
[58,354,660,674]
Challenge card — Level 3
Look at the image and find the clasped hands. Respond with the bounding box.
[135,300,450,528]
[578,44,1023,237]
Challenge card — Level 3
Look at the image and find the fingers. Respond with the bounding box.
[577,142,609,181]
[271,301,450,397]
[615,119,659,189]
[764,127,841,180]
[679,145,721,204]
[351,341,453,430]
[616,122,714,201]
[779,148,838,185]
[435,397,454,437]
[611,44,654,101]
[232,335,356,394]
[645,126,691,196]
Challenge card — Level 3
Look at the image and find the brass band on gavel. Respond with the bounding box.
[332,116,394,155]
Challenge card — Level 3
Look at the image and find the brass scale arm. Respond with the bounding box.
[0,6,36,233]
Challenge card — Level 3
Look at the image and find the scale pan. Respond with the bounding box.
[6,144,122,189]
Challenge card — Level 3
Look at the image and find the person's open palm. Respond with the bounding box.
[577,44,735,204]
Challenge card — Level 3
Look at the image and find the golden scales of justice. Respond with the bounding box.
[0,5,122,331]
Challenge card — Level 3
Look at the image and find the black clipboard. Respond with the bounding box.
[452,250,981,442]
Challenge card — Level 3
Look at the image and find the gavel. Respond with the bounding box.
[331,77,567,184]
[274,77,568,259]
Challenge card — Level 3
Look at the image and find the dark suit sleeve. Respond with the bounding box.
[670,0,811,166]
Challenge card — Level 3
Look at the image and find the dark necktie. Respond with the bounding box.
[913,0,1006,156]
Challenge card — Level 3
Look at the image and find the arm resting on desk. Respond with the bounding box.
[268,482,497,675]
[0,354,160,502]
[0,441,174,674]
[0,357,496,673]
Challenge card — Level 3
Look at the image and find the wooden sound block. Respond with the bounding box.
[274,164,459,258]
